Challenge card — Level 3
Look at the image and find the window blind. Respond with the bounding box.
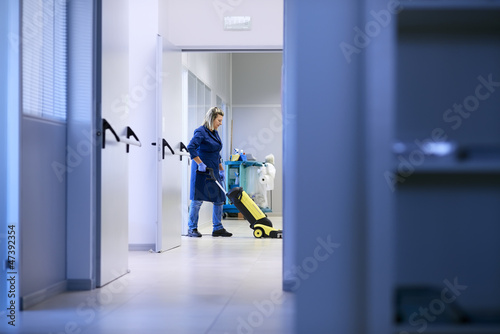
[22,0,67,121]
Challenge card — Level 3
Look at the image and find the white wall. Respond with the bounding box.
[231,53,283,215]
[21,118,67,304]
[128,0,159,249]
[163,0,283,50]
[182,53,231,104]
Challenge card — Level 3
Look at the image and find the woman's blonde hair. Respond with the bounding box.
[203,107,224,131]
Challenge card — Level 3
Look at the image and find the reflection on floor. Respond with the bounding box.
[16,217,294,334]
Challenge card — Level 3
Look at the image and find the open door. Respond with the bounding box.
[154,35,164,251]
[97,0,130,287]
[156,37,182,252]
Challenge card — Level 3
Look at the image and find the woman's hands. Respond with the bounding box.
[193,157,206,172]
[197,162,207,172]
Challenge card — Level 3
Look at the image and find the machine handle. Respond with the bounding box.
[204,168,226,193]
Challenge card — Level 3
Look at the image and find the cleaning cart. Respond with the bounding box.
[223,160,272,218]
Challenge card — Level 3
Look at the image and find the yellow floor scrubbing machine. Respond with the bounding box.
[207,168,282,238]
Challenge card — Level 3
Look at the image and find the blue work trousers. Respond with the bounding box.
[188,200,224,232]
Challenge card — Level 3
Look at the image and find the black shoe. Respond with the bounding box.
[188,229,202,237]
[212,228,232,237]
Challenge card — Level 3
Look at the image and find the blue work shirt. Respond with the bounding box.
[187,125,225,203]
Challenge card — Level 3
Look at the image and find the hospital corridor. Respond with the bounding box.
[3,0,500,333]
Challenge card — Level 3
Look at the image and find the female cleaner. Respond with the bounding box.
[187,107,232,237]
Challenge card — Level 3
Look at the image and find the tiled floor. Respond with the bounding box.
[14,217,294,334]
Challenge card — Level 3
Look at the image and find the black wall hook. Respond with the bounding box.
[102,119,120,149]
[162,139,175,159]
[126,127,140,153]
[180,142,189,161]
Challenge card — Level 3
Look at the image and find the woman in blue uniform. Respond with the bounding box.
[187,107,232,237]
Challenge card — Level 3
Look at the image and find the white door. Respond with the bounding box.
[154,36,164,251]
[157,38,183,251]
[98,0,129,287]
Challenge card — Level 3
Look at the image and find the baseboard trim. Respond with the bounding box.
[128,243,155,251]
[67,278,94,291]
[266,212,282,217]
[21,280,67,310]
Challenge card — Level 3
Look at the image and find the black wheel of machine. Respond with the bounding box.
[253,227,264,238]
[222,212,227,219]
